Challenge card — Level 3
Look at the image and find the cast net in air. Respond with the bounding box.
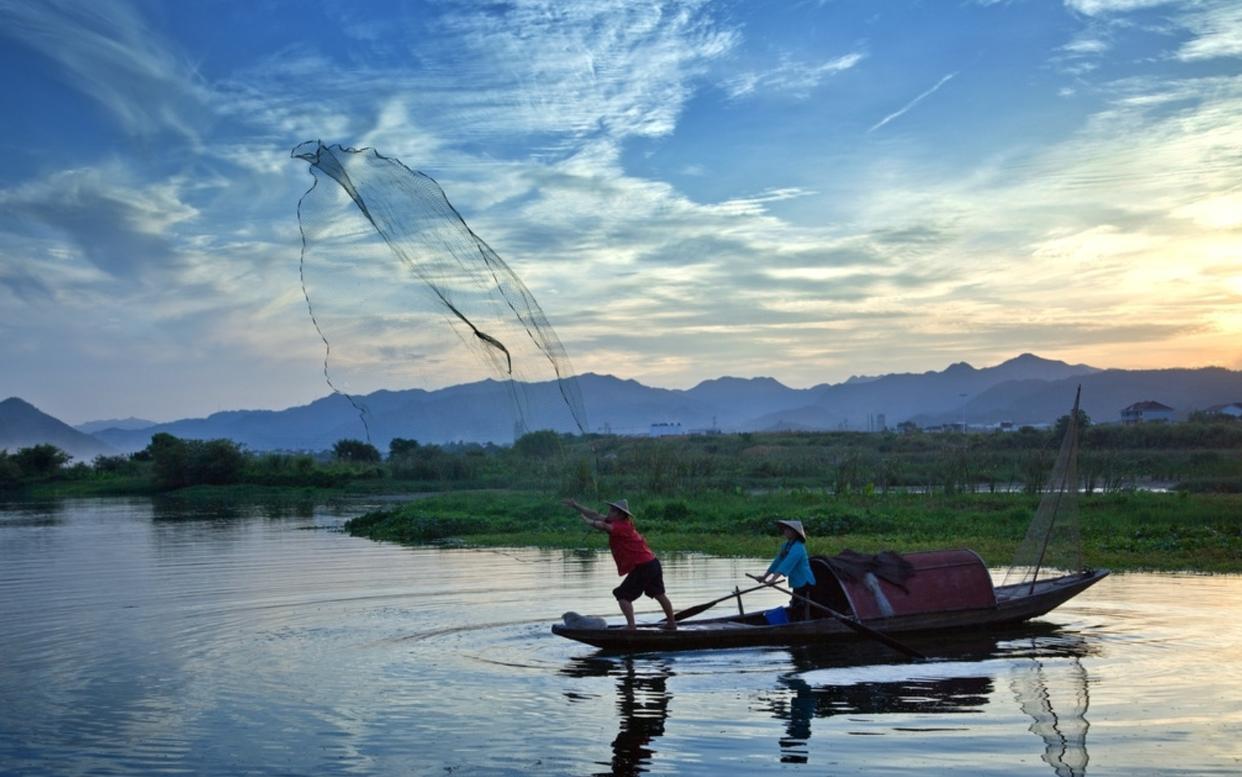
[290,141,588,444]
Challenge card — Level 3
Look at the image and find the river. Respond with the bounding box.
[1,497,1239,776]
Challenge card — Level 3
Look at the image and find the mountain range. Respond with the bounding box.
[0,397,116,461]
[4,354,1241,458]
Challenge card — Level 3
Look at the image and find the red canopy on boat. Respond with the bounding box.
[815,549,996,619]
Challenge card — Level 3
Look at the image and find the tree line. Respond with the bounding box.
[3,413,1241,495]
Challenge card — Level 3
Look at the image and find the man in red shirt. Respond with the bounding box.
[564,498,677,630]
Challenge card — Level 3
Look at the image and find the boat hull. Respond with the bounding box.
[550,569,1108,652]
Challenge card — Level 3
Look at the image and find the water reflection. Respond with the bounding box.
[149,496,317,521]
[781,628,1095,773]
[0,499,65,526]
[769,645,993,764]
[1011,649,1091,776]
[561,656,674,776]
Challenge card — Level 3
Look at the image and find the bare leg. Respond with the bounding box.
[655,594,677,630]
[618,597,637,629]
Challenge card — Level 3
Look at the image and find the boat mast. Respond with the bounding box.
[1028,385,1082,594]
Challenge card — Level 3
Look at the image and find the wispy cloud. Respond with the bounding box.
[1060,0,1242,63]
[1176,2,1242,61]
[0,0,212,143]
[1061,36,1111,54]
[721,52,865,99]
[1064,0,1172,15]
[868,72,957,132]
[420,0,737,143]
[0,164,198,278]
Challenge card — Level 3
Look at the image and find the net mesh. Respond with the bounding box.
[1003,387,1085,588]
[290,141,588,442]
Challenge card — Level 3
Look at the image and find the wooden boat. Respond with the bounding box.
[551,553,1108,652]
[553,388,1106,654]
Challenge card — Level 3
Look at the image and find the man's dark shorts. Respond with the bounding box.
[613,558,666,602]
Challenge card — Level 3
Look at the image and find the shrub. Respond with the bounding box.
[12,444,70,478]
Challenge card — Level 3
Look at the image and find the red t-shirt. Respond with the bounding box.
[607,519,656,576]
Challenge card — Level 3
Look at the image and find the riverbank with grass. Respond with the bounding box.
[344,490,1242,573]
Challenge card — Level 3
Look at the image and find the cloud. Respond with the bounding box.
[1061,36,1111,55]
[0,165,198,278]
[1171,193,1242,228]
[0,0,212,142]
[1060,0,1241,63]
[710,187,816,216]
[5,0,1240,408]
[1063,0,1173,15]
[869,72,957,132]
[721,52,865,99]
[1176,3,1242,61]
[413,0,738,143]
[0,266,53,302]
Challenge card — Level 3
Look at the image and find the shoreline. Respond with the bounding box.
[5,486,1238,573]
[342,490,1242,574]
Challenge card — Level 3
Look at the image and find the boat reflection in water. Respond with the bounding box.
[778,626,1094,774]
[561,626,1093,775]
[561,655,674,777]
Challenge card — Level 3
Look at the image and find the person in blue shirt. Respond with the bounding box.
[758,520,817,621]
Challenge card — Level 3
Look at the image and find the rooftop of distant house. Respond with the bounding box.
[1122,401,1174,412]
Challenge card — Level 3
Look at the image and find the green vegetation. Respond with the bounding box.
[4,417,1241,570]
[345,490,1242,573]
[6,415,1242,498]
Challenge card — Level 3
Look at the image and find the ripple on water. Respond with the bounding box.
[2,499,1242,776]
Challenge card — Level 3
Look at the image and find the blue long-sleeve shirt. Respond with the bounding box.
[767,540,816,590]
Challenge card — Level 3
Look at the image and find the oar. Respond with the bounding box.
[666,582,770,622]
[746,574,925,660]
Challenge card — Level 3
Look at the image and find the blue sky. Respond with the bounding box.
[1,0,1240,424]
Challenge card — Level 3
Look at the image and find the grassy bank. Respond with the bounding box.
[345,490,1242,573]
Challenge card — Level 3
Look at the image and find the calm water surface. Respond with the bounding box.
[1,498,1239,776]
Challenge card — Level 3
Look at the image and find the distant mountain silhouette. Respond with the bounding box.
[915,366,1242,427]
[0,398,115,461]
[74,417,156,434]
[745,353,1101,431]
[38,354,1242,454]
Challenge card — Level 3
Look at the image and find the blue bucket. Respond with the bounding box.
[763,606,790,625]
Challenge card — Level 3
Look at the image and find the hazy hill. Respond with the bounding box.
[64,353,1242,453]
[74,417,156,434]
[0,398,114,461]
[745,353,1100,430]
[917,367,1242,426]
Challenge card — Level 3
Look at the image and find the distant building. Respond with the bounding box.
[897,420,919,434]
[1120,401,1174,424]
[649,422,682,437]
[1205,402,1242,418]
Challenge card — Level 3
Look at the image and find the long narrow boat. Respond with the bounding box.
[551,552,1108,652]
[553,387,1106,653]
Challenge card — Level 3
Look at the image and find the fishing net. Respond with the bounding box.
[1002,388,1084,588]
[290,142,588,444]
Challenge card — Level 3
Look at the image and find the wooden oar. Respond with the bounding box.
[666,582,770,622]
[746,574,925,660]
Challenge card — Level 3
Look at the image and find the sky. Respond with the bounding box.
[1,0,1240,425]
